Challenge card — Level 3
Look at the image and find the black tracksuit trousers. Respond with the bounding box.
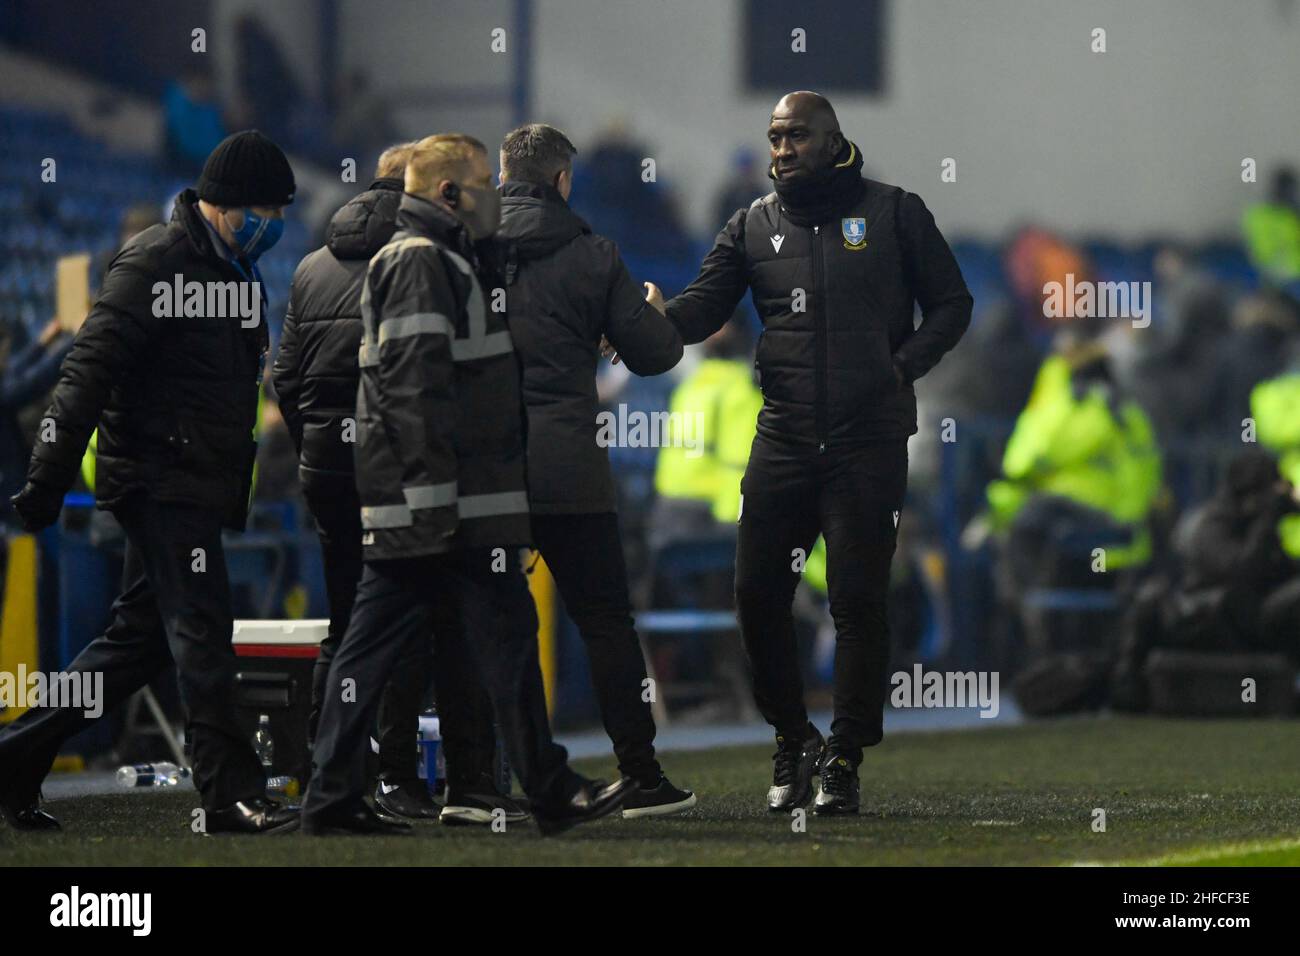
[303,549,579,822]
[0,495,266,811]
[734,434,908,764]
[303,481,494,787]
[531,512,661,785]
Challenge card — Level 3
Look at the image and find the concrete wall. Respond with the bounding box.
[11,0,1292,241]
[525,0,1300,239]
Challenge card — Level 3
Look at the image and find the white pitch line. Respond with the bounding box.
[1069,836,1300,867]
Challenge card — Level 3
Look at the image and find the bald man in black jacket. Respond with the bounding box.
[661,92,972,815]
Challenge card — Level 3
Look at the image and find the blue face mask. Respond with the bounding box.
[228,208,284,260]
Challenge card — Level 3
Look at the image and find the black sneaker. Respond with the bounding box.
[767,726,825,812]
[441,774,531,827]
[813,752,860,815]
[374,779,442,820]
[621,774,697,819]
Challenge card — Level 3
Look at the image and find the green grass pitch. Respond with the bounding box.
[3,716,1298,866]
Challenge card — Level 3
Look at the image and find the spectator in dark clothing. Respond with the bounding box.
[1128,311,1231,445]
[1219,293,1299,431]
[0,318,72,524]
[925,300,1039,425]
[1113,450,1300,709]
[1179,454,1299,611]
[496,123,695,817]
[1126,246,1233,442]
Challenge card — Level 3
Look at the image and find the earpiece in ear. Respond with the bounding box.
[442,182,460,205]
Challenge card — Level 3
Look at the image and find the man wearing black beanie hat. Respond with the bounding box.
[196,129,296,262]
[0,131,299,834]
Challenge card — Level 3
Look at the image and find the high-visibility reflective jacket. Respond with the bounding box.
[1249,372,1300,556]
[654,358,762,523]
[1243,202,1300,285]
[987,355,1162,568]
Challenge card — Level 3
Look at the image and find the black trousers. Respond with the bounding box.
[304,548,579,822]
[735,434,908,764]
[303,480,493,787]
[532,512,660,784]
[0,495,266,810]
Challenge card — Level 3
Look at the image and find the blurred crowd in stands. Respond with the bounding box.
[4,36,1300,727]
[163,15,399,181]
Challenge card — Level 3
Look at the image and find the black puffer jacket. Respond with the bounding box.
[356,193,530,559]
[273,178,401,496]
[667,175,972,446]
[498,180,682,513]
[27,189,268,529]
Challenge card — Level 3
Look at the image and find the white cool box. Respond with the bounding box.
[230,620,329,784]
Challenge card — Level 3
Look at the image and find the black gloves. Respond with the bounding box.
[10,481,64,532]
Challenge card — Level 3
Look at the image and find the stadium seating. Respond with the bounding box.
[0,104,308,345]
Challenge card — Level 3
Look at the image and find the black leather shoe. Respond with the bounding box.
[374,779,441,820]
[534,776,636,836]
[0,792,60,831]
[205,797,301,835]
[302,802,413,836]
[813,751,861,815]
[767,726,825,812]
